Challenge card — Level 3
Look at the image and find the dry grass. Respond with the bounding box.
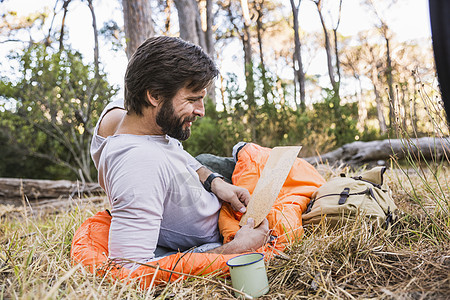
[2,82,449,298]
[1,163,449,299]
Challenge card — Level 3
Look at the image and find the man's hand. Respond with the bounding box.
[232,218,270,251]
[211,178,250,213]
[207,218,270,254]
[196,166,250,213]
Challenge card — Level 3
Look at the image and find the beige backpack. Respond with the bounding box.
[302,166,398,230]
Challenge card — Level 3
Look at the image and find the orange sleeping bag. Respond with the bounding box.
[70,143,325,288]
[219,143,326,247]
[70,210,270,289]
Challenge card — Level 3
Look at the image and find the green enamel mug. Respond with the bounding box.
[227,253,269,298]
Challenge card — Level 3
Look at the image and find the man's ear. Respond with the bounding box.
[146,90,160,107]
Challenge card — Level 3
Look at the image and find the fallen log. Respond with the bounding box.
[196,137,450,178]
[303,137,450,166]
[0,178,103,206]
[2,137,447,207]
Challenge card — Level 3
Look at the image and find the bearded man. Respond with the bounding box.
[90,36,269,270]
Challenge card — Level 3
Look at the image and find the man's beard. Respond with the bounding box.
[156,99,194,141]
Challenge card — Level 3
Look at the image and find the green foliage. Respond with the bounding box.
[0,124,74,179]
[310,88,359,148]
[0,43,386,179]
[360,126,389,142]
[184,100,250,157]
[183,115,224,156]
[0,44,117,180]
[185,70,360,158]
[99,20,125,52]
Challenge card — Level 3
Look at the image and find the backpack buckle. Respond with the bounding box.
[339,187,350,205]
[306,199,315,213]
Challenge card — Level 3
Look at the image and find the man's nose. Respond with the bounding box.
[193,99,205,117]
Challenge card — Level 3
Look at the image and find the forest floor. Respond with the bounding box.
[0,163,449,299]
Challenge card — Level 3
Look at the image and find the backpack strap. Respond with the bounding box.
[305,188,371,213]
[338,188,350,205]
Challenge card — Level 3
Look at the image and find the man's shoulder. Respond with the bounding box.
[107,135,159,152]
[105,135,174,163]
[101,136,173,181]
[97,108,126,138]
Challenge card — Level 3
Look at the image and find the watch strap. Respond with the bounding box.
[203,172,224,192]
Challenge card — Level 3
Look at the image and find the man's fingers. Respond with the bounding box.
[246,217,255,228]
[239,189,251,206]
[258,218,270,231]
[230,195,247,213]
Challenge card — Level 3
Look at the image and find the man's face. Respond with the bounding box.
[156,87,206,141]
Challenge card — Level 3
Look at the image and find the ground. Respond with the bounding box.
[0,163,449,299]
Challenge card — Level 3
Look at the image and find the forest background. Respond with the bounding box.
[0,0,445,183]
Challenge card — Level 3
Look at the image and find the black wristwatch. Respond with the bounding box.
[203,173,224,192]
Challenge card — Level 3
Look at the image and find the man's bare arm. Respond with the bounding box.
[196,166,213,183]
[97,108,126,138]
[197,166,250,213]
[206,218,269,254]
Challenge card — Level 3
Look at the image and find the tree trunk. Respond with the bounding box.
[314,0,338,97]
[333,28,341,84]
[225,0,255,110]
[174,0,204,47]
[81,0,102,183]
[173,0,215,56]
[356,74,367,132]
[243,30,255,108]
[256,0,269,104]
[58,0,71,52]
[122,0,155,59]
[290,0,306,111]
[366,0,396,127]
[293,52,298,109]
[240,0,256,140]
[333,0,343,84]
[365,41,388,135]
[240,0,255,109]
[174,0,216,105]
[205,0,214,56]
[87,0,99,77]
[224,0,256,138]
[371,67,388,134]
[385,33,396,127]
[205,0,216,106]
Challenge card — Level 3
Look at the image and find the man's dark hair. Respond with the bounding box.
[124,36,219,115]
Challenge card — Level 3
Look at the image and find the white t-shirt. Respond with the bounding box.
[90,99,202,171]
[90,100,222,268]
